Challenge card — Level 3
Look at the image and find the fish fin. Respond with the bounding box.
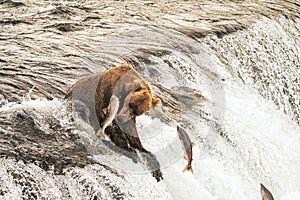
[192,142,196,147]
[102,107,109,115]
[183,154,188,160]
[183,165,193,174]
[96,128,104,137]
[96,128,110,141]
[103,100,113,115]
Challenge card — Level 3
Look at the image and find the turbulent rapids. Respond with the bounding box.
[0,0,299,199]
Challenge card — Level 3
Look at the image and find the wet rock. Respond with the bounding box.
[45,23,83,32]
[50,6,73,15]
[0,0,25,7]
[0,108,97,174]
[15,110,30,120]
[0,19,32,25]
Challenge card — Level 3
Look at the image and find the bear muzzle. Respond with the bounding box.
[116,105,132,123]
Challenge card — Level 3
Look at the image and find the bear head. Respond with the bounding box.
[116,79,161,123]
[106,66,161,123]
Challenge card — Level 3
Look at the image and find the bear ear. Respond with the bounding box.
[152,97,161,108]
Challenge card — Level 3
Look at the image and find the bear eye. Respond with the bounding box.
[134,86,143,92]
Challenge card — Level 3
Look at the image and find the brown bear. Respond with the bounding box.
[65,65,163,181]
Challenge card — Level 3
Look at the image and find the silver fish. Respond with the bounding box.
[97,95,119,140]
[177,126,195,173]
[260,183,274,200]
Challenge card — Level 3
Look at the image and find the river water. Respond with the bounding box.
[0,1,299,200]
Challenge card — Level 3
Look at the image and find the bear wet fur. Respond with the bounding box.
[94,65,161,124]
[65,65,163,181]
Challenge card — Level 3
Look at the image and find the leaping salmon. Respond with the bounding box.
[260,183,274,200]
[96,95,120,140]
[177,126,195,173]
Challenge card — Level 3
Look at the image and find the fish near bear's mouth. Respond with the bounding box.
[116,112,133,124]
[115,96,135,124]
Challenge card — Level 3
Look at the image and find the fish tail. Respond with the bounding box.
[97,127,111,141]
[96,128,105,137]
[183,165,193,174]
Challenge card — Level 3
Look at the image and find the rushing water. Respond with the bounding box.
[1,1,299,200]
